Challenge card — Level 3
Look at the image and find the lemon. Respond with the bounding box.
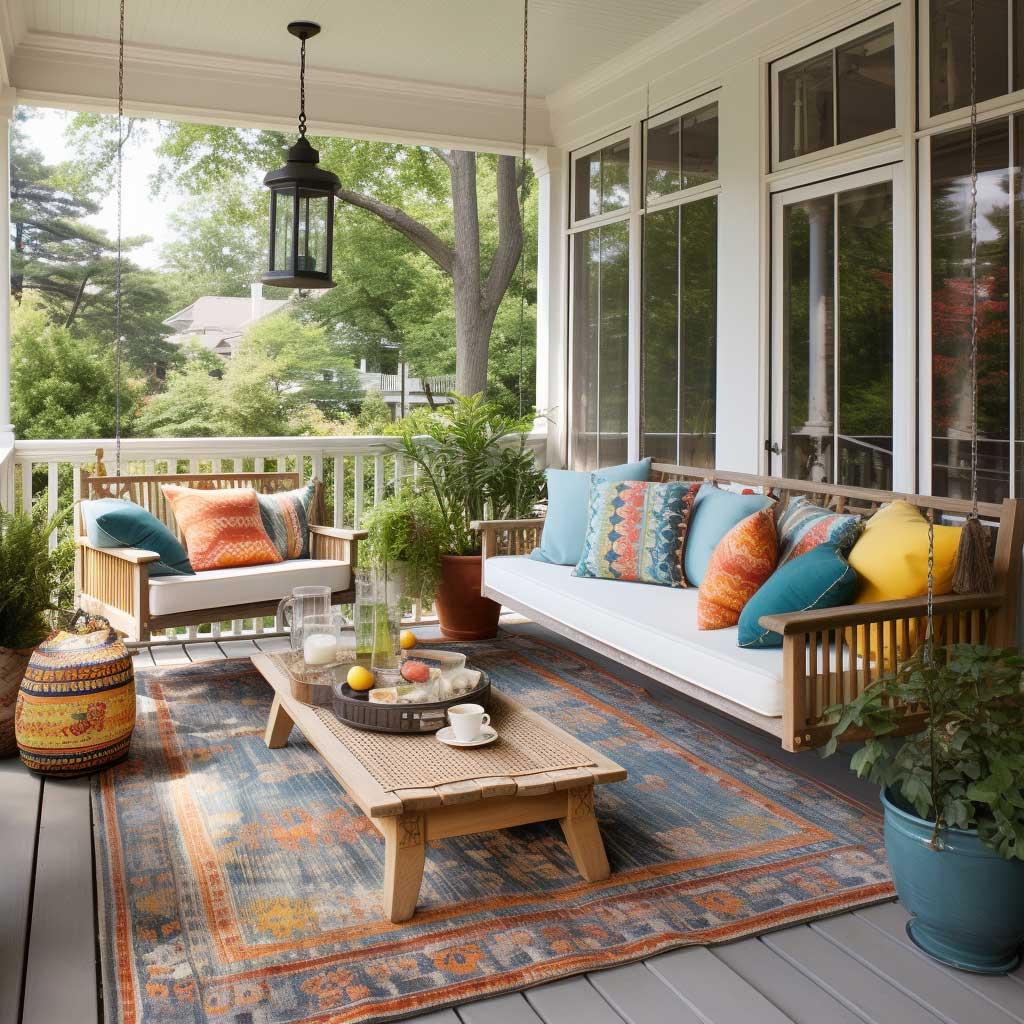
[399,630,418,651]
[346,665,375,691]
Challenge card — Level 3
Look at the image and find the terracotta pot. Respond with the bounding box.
[0,646,34,758]
[434,554,501,641]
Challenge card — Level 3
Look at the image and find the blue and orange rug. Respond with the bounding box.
[93,634,893,1024]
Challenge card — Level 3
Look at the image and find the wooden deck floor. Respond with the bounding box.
[4,626,1024,1024]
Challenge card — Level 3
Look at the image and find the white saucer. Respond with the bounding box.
[435,725,498,748]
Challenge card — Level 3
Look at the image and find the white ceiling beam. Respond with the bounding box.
[11,32,552,153]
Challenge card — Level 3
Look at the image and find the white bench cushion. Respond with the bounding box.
[148,559,351,617]
[484,555,785,718]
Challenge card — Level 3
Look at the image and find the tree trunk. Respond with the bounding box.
[335,150,523,400]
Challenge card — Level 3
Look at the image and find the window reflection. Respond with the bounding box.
[931,121,1011,502]
[781,182,893,488]
[642,200,717,467]
[930,0,1008,117]
[573,140,630,221]
[571,221,630,469]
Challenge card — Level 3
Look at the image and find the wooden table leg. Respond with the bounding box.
[559,786,610,882]
[381,813,426,923]
[264,693,295,749]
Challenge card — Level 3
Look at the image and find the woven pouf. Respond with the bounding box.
[15,618,135,777]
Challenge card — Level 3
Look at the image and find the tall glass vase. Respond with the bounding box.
[371,566,403,675]
[353,568,377,668]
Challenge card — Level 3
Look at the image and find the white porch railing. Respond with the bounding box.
[9,432,546,645]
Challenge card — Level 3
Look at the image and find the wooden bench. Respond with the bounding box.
[475,466,1023,752]
[76,466,365,642]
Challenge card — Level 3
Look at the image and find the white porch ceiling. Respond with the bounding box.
[8,0,711,99]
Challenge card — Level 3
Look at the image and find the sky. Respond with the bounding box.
[18,105,185,269]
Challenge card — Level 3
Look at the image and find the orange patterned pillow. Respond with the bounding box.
[697,505,778,630]
[161,486,282,572]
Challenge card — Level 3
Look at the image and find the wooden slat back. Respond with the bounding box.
[78,470,305,541]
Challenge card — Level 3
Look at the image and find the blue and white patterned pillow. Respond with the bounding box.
[573,480,692,587]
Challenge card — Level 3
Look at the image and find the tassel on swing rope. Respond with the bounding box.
[951,0,995,596]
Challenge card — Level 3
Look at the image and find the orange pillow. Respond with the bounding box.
[697,505,778,630]
[161,486,282,572]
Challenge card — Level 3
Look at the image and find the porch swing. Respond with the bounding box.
[75,4,363,642]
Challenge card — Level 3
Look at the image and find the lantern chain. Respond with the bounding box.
[298,35,308,138]
[114,0,125,477]
[969,0,979,520]
[517,0,529,418]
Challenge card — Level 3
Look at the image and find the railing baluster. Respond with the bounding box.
[21,459,33,512]
[373,454,385,508]
[47,462,59,550]
[333,455,345,528]
[354,455,365,528]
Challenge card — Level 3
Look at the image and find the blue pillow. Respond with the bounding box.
[530,458,652,566]
[81,498,194,577]
[738,544,858,649]
[684,484,774,586]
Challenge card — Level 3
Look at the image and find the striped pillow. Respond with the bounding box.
[257,480,318,560]
[161,486,282,572]
[777,496,861,567]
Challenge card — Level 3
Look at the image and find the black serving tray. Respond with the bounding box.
[331,672,491,733]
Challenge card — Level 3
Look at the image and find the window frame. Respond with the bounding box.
[768,161,912,489]
[770,7,905,174]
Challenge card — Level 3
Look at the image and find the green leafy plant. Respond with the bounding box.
[361,490,446,603]
[0,500,67,650]
[824,644,1024,860]
[397,394,545,556]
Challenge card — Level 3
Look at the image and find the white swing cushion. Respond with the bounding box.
[147,558,351,617]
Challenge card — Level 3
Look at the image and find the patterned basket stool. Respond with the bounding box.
[15,616,135,777]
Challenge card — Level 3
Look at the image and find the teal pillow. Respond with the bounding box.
[530,458,651,566]
[684,484,774,586]
[738,544,858,649]
[82,498,194,577]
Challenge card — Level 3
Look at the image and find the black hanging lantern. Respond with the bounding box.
[263,21,339,290]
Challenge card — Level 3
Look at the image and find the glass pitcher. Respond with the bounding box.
[277,585,332,651]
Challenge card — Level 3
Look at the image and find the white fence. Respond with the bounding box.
[8,432,545,645]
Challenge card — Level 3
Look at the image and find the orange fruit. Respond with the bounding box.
[399,630,417,650]
[346,666,375,691]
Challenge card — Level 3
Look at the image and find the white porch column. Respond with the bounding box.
[0,87,14,453]
[530,146,567,469]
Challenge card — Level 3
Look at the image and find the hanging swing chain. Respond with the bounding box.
[968,0,980,521]
[298,35,308,139]
[517,0,529,419]
[114,0,125,478]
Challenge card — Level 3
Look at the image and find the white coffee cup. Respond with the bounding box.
[448,703,490,742]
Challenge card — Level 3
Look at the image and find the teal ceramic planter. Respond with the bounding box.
[882,788,1024,974]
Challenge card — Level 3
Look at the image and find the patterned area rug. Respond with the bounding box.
[93,635,894,1024]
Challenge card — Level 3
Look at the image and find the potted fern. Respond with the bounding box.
[361,489,446,607]
[397,395,544,639]
[0,502,65,756]
[825,644,1024,974]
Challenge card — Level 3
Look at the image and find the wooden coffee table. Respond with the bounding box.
[253,653,627,922]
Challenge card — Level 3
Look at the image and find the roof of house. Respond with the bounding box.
[163,295,290,353]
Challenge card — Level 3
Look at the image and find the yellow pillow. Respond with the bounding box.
[847,501,961,666]
[848,500,960,603]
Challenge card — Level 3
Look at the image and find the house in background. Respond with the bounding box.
[163,283,288,359]
[356,358,455,419]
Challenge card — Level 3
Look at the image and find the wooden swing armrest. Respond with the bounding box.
[76,536,162,565]
[472,518,547,559]
[308,525,368,541]
[759,591,1002,636]
[308,525,366,566]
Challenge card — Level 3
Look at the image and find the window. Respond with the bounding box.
[573,138,630,221]
[642,199,717,465]
[570,221,630,470]
[772,172,895,488]
[928,119,1013,501]
[928,0,1020,118]
[646,103,718,200]
[641,99,720,468]
[772,18,897,167]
